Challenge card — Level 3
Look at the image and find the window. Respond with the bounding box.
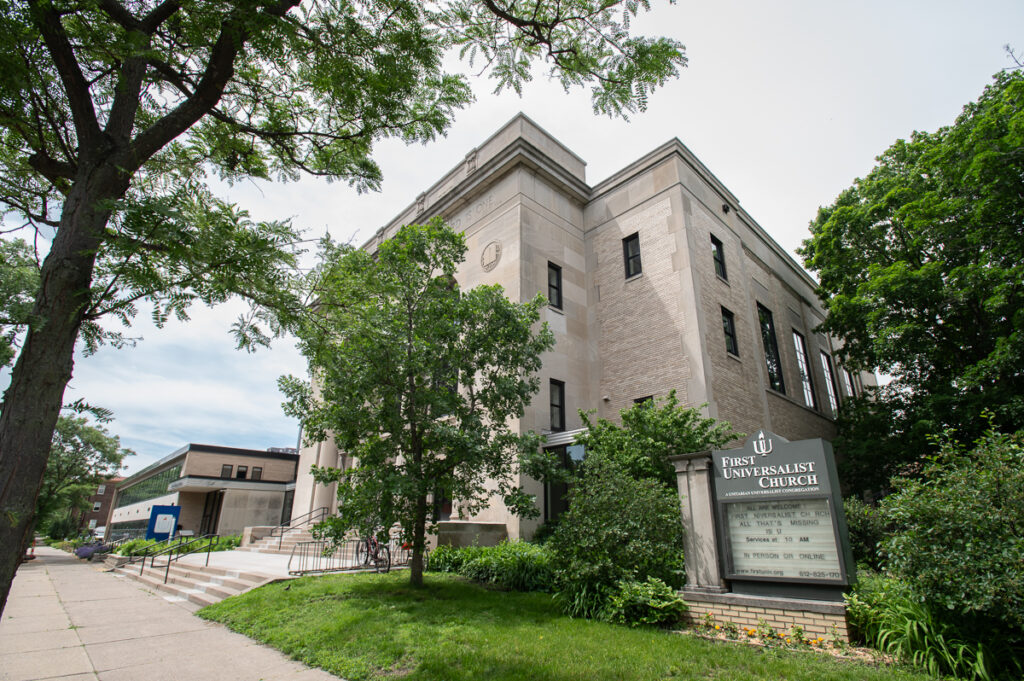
[550,379,565,432]
[251,467,263,481]
[842,368,857,399]
[711,234,727,280]
[220,464,232,479]
[757,304,785,393]
[633,396,654,406]
[820,352,840,414]
[622,233,642,278]
[114,464,183,508]
[236,466,248,480]
[96,485,106,495]
[92,501,102,512]
[544,444,586,522]
[792,330,817,409]
[722,307,739,356]
[547,262,563,309]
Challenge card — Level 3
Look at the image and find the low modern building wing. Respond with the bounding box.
[292,114,876,542]
[106,444,298,540]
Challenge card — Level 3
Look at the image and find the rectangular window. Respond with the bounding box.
[842,368,856,398]
[821,352,840,414]
[252,467,263,481]
[722,307,739,356]
[96,485,106,495]
[633,396,654,406]
[758,303,785,393]
[550,379,565,432]
[92,501,102,512]
[711,234,727,280]
[547,262,563,309]
[236,466,248,480]
[792,330,817,409]
[623,233,642,278]
[220,464,232,479]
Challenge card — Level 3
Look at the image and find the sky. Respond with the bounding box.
[2,1,1021,476]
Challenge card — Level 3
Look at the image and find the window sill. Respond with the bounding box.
[547,305,565,316]
[726,351,741,363]
[625,272,644,283]
[716,274,730,286]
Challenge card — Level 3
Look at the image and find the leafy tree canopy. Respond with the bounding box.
[800,70,1024,495]
[0,0,685,613]
[280,219,555,586]
[0,238,37,369]
[574,391,740,489]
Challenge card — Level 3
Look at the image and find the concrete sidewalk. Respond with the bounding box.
[0,546,338,681]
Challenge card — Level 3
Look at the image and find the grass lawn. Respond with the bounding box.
[198,572,931,681]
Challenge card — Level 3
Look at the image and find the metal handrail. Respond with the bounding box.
[128,535,189,567]
[267,506,328,550]
[139,534,220,583]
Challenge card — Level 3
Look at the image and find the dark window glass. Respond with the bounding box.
[251,467,263,481]
[792,330,817,409]
[544,444,585,522]
[236,466,248,480]
[722,307,739,356]
[821,352,840,414]
[623,233,642,278]
[633,396,654,406]
[758,303,786,393]
[220,464,232,479]
[711,234,727,280]
[548,262,563,309]
[115,464,183,508]
[550,379,565,432]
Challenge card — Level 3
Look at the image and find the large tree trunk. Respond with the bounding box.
[0,163,125,615]
[410,492,428,587]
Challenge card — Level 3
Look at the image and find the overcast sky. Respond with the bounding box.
[3,1,1020,476]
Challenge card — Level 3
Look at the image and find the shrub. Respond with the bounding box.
[460,541,553,592]
[600,577,688,628]
[880,425,1024,634]
[842,497,888,570]
[74,543,110,561]
[549,455,686,618]
[115,538,161,556]
[529,518,559,545]
[426,544,484,574]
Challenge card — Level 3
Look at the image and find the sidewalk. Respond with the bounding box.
[0,546,338,681]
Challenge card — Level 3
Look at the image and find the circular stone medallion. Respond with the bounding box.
[481,240,502,272]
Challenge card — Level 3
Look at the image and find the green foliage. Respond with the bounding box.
[801,70,1024,495]
[549,455,686,618]
[880,425,1024,635]
[283,220,556,583]
[0,238,37,369]
[846,574,1022,681]
[600,577,688,628]
[425,544,483,573]
[115,538,161,556]
[114,534,242,556]
[574,391,740,489]
[842,497,887,571]
[456,541,553,592]
[45,511,80,541]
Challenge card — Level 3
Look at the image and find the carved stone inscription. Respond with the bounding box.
[725,498,842,581]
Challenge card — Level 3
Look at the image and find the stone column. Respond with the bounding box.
[670,450,727,593]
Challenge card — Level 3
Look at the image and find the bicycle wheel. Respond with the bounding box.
[355,539,368,566]
[373,545,391,574]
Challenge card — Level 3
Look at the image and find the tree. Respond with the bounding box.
[36,415,132,538]
[280,219,556,586]
[574,390,740,489]
[800,70,1024,496]
[0,238,38,370]
[0,0,685,612]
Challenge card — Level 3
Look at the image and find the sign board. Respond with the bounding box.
[712,431,853,593]
[145,505,181,541]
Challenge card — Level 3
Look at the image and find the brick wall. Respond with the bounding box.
[682,592,849,641]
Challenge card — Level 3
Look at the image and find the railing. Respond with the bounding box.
[266,506,329,550]
[125,535,191,566]
[287,535,420,576]
[139,534,220,584]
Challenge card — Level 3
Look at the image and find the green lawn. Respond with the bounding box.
[198,572,931,681]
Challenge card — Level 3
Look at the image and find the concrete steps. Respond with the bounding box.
[240,528,315,555]
[113,561,271,607]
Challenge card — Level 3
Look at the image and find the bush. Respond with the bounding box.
[842,497,888,570]
[846,573,1022,681]
[600,577,688,628]
[880,426,1024,634]
[74,543,110,561]
[460,541,553,592]
[549,455,686,618]
[115,538,161,556]
[426,544,484,574]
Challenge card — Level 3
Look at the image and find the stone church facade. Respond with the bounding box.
[291,114,874,542]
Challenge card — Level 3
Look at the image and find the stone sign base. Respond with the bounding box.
[681,590,849,641]
[436,520,508,548]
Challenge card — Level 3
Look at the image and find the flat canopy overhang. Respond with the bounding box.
[167,477,293,493]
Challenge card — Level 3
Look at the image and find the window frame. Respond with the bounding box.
[820,351,840,414]
[96,484,106,495]
[842,368,857,399]
[547,261,563,310]
[236,465,248,480]
[711,234,728,280]
[220,464,232,479]
[792,330,818,409]
[622,233,642,278]
[721,306,739,356]
[550,379,566,432]
[757,303,786,394]
[92,501,102,512]
[252,467,263,481]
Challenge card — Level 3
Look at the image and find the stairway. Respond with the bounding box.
[238,527,316,555]
[112,561,272,608]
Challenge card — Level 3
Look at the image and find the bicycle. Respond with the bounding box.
[355,534,391,573]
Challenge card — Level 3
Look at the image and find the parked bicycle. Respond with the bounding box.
[355,533,391,573]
